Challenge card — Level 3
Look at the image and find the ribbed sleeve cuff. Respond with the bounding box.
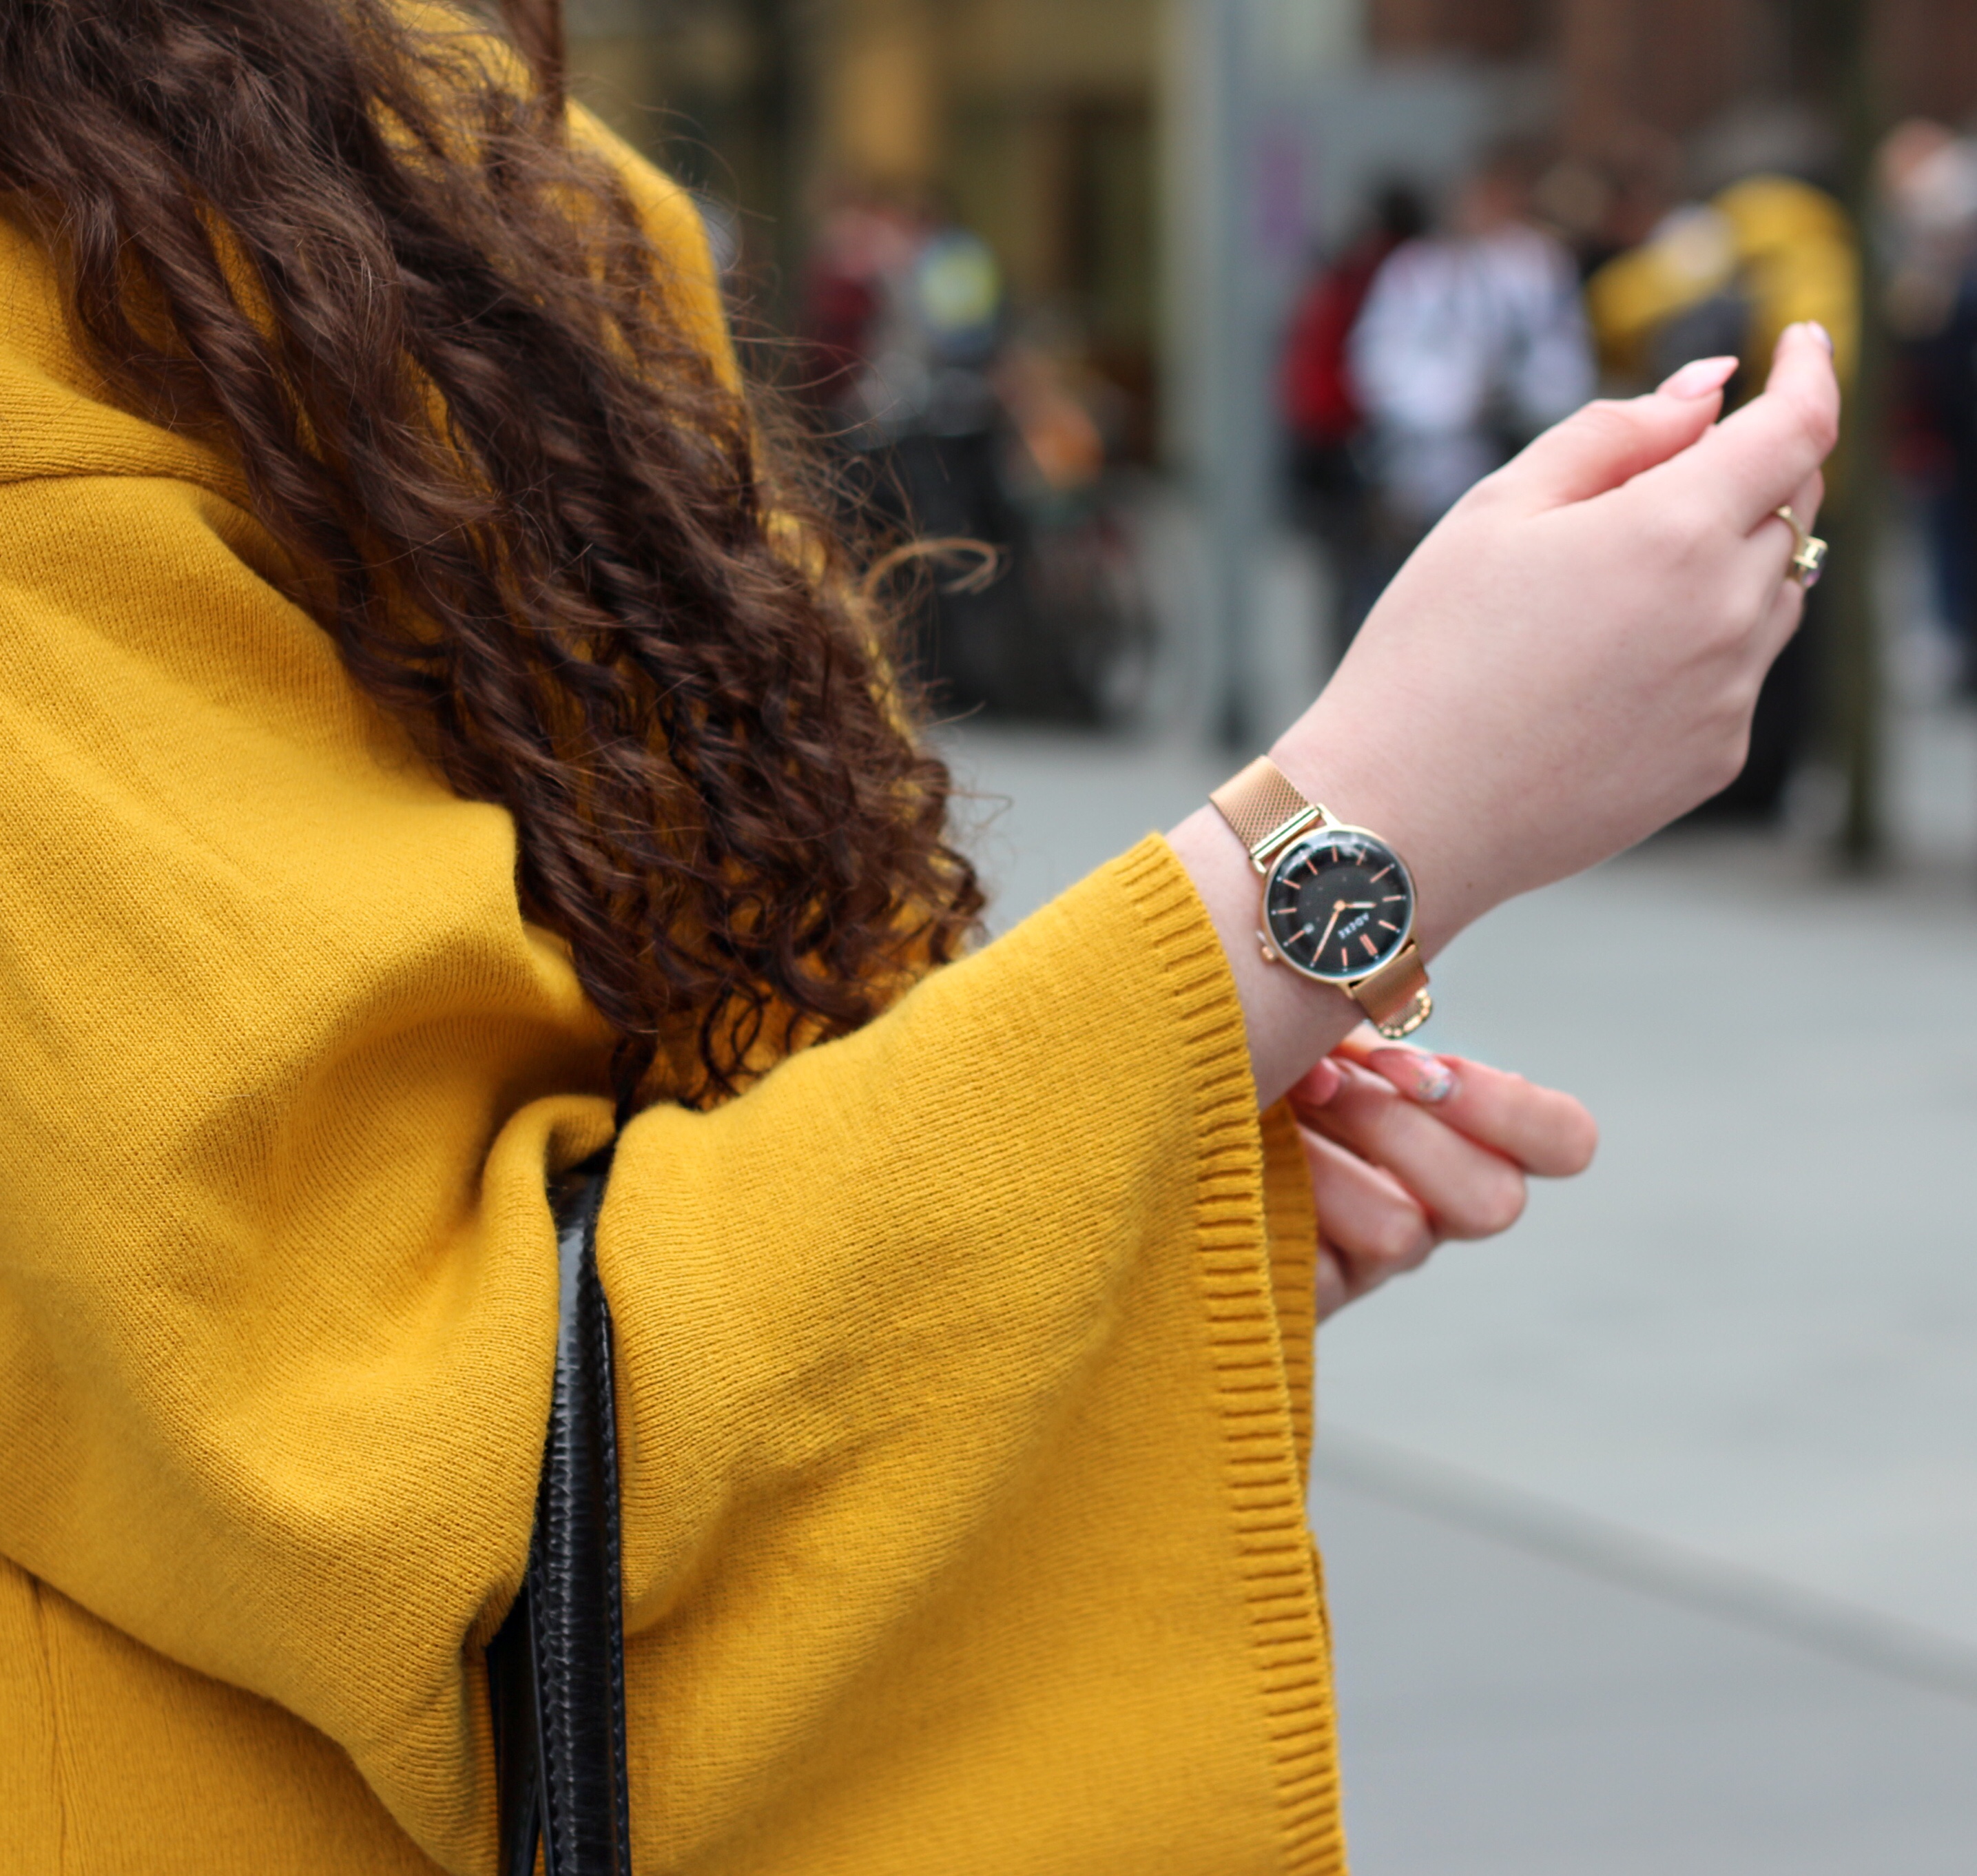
[1112,836,1346,1875]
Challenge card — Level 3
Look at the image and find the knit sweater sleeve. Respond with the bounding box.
[0,468,1341,1875]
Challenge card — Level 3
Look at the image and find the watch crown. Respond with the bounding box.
[1256,929,1277,964]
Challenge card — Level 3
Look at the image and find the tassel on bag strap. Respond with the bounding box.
[488,1146,633,1875]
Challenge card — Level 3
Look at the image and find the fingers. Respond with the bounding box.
[1294,1033,1600,1317]
[1294,1058,1530,1239]
[1500,380,1729,510]
[1732,460,1823,661]
[1751,566,1808,670]
[1333,1024,1599,1177]
[1298,1124,1436,1315]
[1365,1048,1599,1178]
[1287,1056,1345,1110]
[1683,322,1842,533]
[1784,464,1826,535]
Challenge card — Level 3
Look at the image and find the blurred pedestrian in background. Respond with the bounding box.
[1348,145,1596,546]
[800,186,1020,708]
[1881,119,1977,692]
[797,181,913,415]
[832,199,1004,444]
[800,183,1155,725]
[1588,163,1857,817]
[1281,181,1429,637]
[1586,172,1858,404]
[1529,129,1687,283]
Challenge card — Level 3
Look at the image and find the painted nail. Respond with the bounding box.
[1657,355,1739,400]
[1368,1049,1458,1104]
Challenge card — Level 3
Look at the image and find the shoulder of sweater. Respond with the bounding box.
[0,217,245,500]
[0,127,728,499]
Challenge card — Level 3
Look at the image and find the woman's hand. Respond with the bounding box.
[1172,322,1841,1104]
[1288,1027,1598,1321]
[1294,326,1839,938]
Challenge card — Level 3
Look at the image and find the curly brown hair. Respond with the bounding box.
[0,0,982,1111]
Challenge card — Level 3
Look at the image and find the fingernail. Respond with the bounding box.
[1368,1048,1458,1104]
[1806,320,1834,355]
[1657,355,1738,400]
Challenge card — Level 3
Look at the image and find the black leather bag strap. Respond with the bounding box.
[488,1146,632,1876]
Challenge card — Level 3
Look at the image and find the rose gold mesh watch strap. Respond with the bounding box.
[1351,941,1432,1039]
[1208,755,1323,863]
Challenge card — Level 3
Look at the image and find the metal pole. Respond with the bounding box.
[1205,0,1270,748]
[1166,0,1267,748]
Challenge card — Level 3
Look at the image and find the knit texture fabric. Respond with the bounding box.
[0,101,1347,1876]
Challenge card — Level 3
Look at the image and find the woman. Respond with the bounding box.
[0,3,1834,1872]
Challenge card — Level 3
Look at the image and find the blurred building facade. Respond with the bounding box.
[568,0,1977,415]
[1375,0,1977,141]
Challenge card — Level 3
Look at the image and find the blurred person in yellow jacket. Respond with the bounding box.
[1588,175,1859,402]
[1588,176,1858,818]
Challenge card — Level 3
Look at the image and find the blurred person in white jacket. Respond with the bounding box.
[1350,147,1596,533]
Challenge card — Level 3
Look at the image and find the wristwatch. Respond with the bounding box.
[1209,755,1432,1040]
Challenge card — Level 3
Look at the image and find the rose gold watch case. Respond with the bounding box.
[1254,820,1418,987]
[1209,752,1434,1040]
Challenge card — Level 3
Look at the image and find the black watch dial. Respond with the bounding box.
[1263,826,1416,983]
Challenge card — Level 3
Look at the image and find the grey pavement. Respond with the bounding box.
[1314,1469,1977,1875]
[942,698,1977,1868]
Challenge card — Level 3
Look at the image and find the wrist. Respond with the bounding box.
[1166,804,1364,1106]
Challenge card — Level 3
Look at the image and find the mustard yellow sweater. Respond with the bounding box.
[0,116,1345,1876]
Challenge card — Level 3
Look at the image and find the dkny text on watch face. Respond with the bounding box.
[1262,827,1416,982]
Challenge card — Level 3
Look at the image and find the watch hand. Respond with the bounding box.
[1315,903,1345,956]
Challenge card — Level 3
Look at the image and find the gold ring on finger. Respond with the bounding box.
[1775,504,1828,589]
